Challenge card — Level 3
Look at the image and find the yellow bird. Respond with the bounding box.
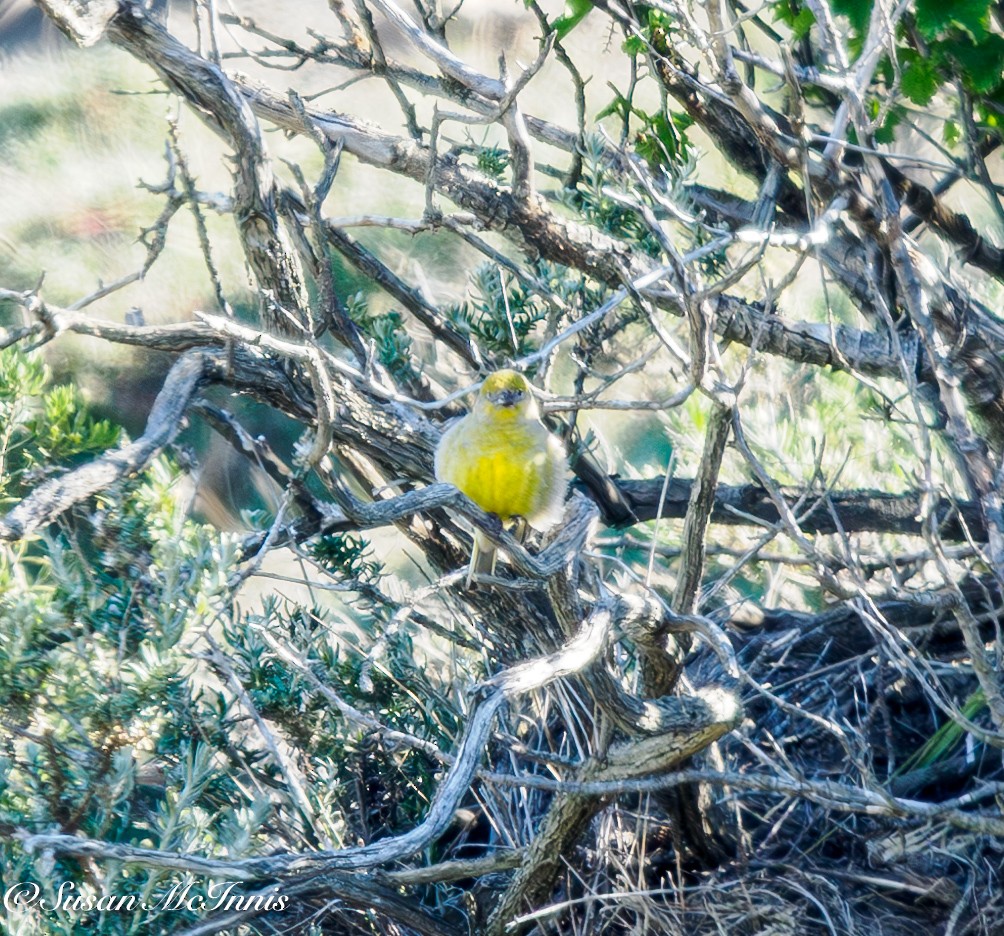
[435,369,568,585]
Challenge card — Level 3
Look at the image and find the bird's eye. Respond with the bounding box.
[490,388,524,407]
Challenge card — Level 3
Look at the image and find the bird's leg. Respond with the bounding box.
[470,517,526,588]
[467,514,503,588]
[512,516,529,544]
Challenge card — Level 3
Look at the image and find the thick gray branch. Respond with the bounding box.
[673,402,732,614]
[600,477,986,541]
[107,2,310,336]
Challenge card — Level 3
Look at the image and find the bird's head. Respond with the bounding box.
[476,369,536,418]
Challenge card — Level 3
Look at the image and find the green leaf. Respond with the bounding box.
[830,0,872,35]
[673,111,696,133]
[623,34,646,55]
[475,143,510,180]
[311,533,381,582]
[943,119,961,146]
[772,1,817,39]
[552,0,592,39]
[635,110,690,169]
[789,6,816,39]
[916,0,991,41]
[959,34,1004,93]
[595,91,627,122]
[901,56,939,105]
[0,348,47,400]
[873,103,905,144]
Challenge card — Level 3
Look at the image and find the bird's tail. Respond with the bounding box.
[467,530,497,587]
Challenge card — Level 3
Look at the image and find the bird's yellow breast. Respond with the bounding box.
[436,410,564,524]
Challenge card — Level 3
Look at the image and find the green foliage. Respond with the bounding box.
[943,119,962,146]
[447,263,548,356]
[0,344,48,399]
[604,13,696,172]
[550,0,593,39]
[691,227,729,278]
[907,15,1004,101]
[597,89,694,173]
[0,348,120,505]
[0,447,247,933]
[535,258,609,316]
[560,135,663,257]
[310,532,382,583]
[914,0,992,42]
[957,34,1004,95]
[634,110,694,172]
[829,0,872,35]
[897,689,987,774]
[471,137,510,181]
[0,353,459,933]
[224,597,457,837]
[774,0,1004,134]
[32,384,121,463]
[622,8,681,57]
[901,52,940,106]
[353,292,422,384]
[872,101,906,144]
[772,1,817,40]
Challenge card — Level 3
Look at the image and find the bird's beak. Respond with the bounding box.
[489,389,524,407]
